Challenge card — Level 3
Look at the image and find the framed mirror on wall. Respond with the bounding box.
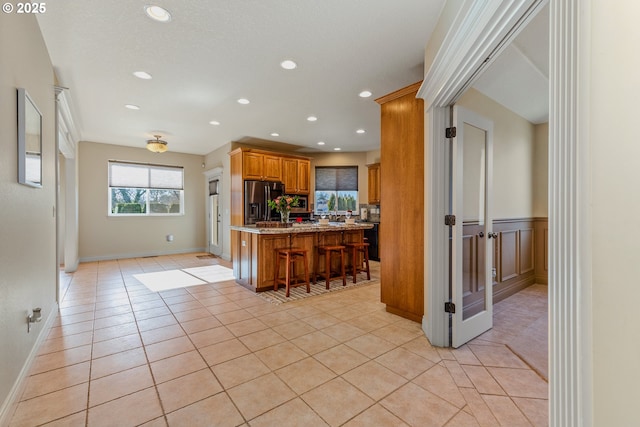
[17,88,42,187]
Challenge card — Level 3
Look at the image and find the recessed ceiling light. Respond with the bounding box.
[280,60,297,70]
[307,116,317,122]
[356,129,366,134]
[359,90,372,98]
[133,71,152,80]
[317,141,325,145]
[270,132,279,137]
[237,98,250,105]
[125,104,140,110]
[144,5,171,22]
[209,120,220,126]
[334,147,342,151]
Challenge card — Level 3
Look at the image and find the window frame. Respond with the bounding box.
[314,166,359,215]
[107,160,185,217]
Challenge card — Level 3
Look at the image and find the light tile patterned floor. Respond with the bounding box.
[8,254,548,426]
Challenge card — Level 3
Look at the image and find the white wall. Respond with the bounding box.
[0,13,57,421]
[533,122,548,217]
[590,2,640,424]
[78,141,207,261]
[457,88,537,219]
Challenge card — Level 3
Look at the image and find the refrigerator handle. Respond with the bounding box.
[264,186,270,221]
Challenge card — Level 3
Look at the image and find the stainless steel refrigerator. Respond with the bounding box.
[244,180,285,224]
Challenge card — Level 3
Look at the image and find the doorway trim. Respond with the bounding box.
[204,167,224,256]
[419,0,592,424]
[418,0,547,346]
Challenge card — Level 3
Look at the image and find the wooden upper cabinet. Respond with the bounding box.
[281,158,310,195]
[242,152,281,181]
[367,163,381,204]
[243,152,263,180]
[263,155,282,181]
[281,158,298,192]
[297,160,310,194]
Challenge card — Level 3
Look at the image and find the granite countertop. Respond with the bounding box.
[230,222,374,234]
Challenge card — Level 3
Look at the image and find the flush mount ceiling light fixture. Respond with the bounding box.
[144,5,171,22]
[359,90,372,98]
[146,135,168,153]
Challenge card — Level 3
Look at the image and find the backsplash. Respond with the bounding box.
[307,203,380,222]
[361,204,381,222]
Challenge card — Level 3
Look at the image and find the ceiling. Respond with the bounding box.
[472,4,549,124]
[36,1,548,156]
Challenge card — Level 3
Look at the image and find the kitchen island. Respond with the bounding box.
[230,222,374,292]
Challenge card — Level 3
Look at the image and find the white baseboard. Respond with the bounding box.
[79,247,208,263]
[0,306,58,426]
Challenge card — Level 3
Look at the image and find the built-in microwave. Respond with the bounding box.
[291,195,308,212]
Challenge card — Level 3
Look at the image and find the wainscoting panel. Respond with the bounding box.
[499,229,519,282]
[462,235,475,295]
[520,228,535,274]
[462,218,548,312]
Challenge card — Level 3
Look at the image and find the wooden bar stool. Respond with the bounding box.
[345,242,371,283]
[273,248,310,297]
[313,244,346,289]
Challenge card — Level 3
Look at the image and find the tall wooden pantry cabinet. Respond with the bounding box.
[375,82,424,322]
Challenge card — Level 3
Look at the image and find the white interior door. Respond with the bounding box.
[209,194,222,255]
[451,105,494,348]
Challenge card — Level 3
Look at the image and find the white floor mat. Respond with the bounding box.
[134,269,207,292]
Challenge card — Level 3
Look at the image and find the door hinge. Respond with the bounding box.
[446,126,456,138]
[444,215,456,226]
[444,302,456,313]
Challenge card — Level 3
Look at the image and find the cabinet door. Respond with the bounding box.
[263,155,282,181]
[281,158,298,192]
[243,152,263,180]
[258,234,289,290]
[297,160,310,194]
[367,164,381,204]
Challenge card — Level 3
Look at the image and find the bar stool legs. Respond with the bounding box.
[274,248,310,297]
[313,245,346,289]
[345,242,370,283]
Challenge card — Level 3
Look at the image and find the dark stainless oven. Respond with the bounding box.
[364,223,379,261]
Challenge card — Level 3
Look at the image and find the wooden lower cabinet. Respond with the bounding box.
[232,229,365,292]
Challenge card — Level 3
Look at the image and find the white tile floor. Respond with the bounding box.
[8,253,548,426]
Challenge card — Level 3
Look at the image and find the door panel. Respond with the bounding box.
[451,106,494,348]
[209,194,223,256]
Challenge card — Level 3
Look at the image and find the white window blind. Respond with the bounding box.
[109,161,183,190]
[315,166,358,191]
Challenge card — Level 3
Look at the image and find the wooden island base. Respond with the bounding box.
[230,224,372,292]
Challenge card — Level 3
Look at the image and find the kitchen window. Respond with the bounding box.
[314,166,358,215]
[108,161,184,216]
